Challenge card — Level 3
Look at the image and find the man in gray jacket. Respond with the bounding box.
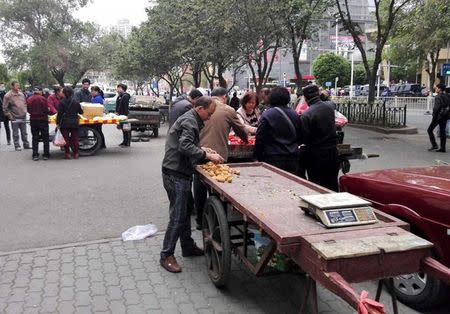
[160,96,223,273]
[2,81,30,151]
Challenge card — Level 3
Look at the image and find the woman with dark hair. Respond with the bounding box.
[236,92,261,134]
[255,87,301,174]
[90,86,104,104]
[57,86,83,159]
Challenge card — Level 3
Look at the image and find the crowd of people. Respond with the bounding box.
[0,78,131,160]
[159,84,340,273]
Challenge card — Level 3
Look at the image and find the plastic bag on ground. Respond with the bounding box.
[53,129,66,147]
[122,224,158,241]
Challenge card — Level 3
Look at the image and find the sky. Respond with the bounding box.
[74,0,151,27]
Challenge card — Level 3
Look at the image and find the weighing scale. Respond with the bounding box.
[300,192,378,228]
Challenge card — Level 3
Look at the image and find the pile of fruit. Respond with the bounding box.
[201,162,240,183]
[228,134,255,145]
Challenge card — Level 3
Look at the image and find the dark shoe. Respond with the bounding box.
[43,155,49,160]
[436,149,446,152]
[196,223,202,231]
[182,244,204,257]
[7,141,11,145]
[118,143,125,147]
[24,146,31,150]
[32,156,39,161]
[65,153,71,159]
[428,146,438,151]
[73,153,79,159]
[160,256,181,273]
[15,147,22,151]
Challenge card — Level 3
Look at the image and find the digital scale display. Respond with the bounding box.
[320,206,378,227]
[325,209,357,224]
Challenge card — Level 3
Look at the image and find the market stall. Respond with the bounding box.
[196,162,450,314]
[227,133,371,173]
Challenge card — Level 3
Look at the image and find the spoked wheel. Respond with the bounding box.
[202,196,231,288]
[77,126,102,156]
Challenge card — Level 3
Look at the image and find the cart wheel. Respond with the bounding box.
[340,158,351,174]
[153,128,159,138]
[77,126,102,156]
[202,196,231,288]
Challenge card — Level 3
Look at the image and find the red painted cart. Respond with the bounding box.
[196,162,450,313]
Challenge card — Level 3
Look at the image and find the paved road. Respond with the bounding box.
[0,116,449,313]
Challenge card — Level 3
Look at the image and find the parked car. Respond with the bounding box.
[397,83,422,97]
[360,84,387,96]
[104,94,117,113]
[339,166,450,310]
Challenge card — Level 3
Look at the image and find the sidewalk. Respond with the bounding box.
[0,233,416,314]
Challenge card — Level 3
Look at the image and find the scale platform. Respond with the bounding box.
[300,192,378,228]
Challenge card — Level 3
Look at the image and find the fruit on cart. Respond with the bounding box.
[228,134,255,145]
[201,162,240,183]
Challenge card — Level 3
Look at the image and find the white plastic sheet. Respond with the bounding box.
[122,224,158,241]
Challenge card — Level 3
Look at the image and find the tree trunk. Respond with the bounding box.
[368,51,383,105]
[217,63,227,88]
[192,62,202,88]
[51,68,65,87]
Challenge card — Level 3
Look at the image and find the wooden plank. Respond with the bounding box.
[197,163,408,245]
[310,231,432,260]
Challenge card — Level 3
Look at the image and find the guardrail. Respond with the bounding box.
[336,102,407,128]
[332,96,434,114]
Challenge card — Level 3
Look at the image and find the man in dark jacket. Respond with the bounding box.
[229,91,240,111]
[300,85,339,191]
[115,83,131,147]
[74,78,92,103]
[27,87,50,160]
[427,83,449,152]
[168,89,203,127]
[160,96,223,273]
[255,87,301,175]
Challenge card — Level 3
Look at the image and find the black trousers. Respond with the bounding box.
[427,117,447,150]
[1,117,11,143]
[122,130,131,146]
[305,147,339,192]
[193,173,207,227]
[30,120,49,157]
[264,156,299,176]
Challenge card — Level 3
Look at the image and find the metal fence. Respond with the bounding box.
[336,102,407,128]
[333,96,434,114]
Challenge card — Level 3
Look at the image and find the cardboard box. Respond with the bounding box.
[81,102,104,119]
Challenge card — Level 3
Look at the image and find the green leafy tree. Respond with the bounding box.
[312,52,351,86]
[353,63,368,85]
[0,64,8,82]
[276,0,332,90]
[388,0,450,88]
[335,0,417,103]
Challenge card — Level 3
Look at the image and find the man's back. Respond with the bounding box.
[27,94,49,121]
[301,100,337,149]
[200,100,247,160]
[169,96,192,127]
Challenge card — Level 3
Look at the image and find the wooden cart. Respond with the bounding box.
[196,162,450,313]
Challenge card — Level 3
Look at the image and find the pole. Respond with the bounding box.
[387,60,390,88]
[377,64,381,99]
[446,41,449,86]
[350,51,354,98]
[335,18,339,55]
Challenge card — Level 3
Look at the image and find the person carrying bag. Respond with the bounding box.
[57,87,83,159]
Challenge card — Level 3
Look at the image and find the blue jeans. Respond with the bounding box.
[160,173,195,259]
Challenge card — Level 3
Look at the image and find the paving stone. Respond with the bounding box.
[117,265,132,277]
[45,270,59,283]
[75,278,90,292]
[98,244,112,253]
[136,281,153,294]
[0,284,11,298]
[0,272,15,284]
[22,307,40,314]
[28,279,45,292]
[102,262,116,274]
[59,287,75,301]
[32,257,46,268]
[60,274,75,287]
[57,300,75,313]
[87,250,100,260]
[141,294,160,310]
[123,289,141,305]
[47,251,61,261]
[159,298,179,313]
[3,261,19,272]
[74,266,89,279]
[43,283,59,297]
[91,295,108,312]
[74,291,91,307]
[104,273,120,286]
[100,253,115,263]
[109,300,127,314]
[4,301,24,314]
[120,277,137,290]
[106,286,122,301]
[87,258,102,270]
[24,291,42,308]
[8,287,27,302]
[74,256,88,267]
[75,306,92,314]
[74,247,87,256]
[46,260,60,272]
[40,296,58,313]
[114,255,129,266]
[90,282,106,296]
[61,254,74,263]
[89,269,104,282]
[126,303,146,314]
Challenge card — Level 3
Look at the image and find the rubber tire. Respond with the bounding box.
[202,196,231,288]
[77,126,102,156]
[394,272,447,310]
[153,128,159,138]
